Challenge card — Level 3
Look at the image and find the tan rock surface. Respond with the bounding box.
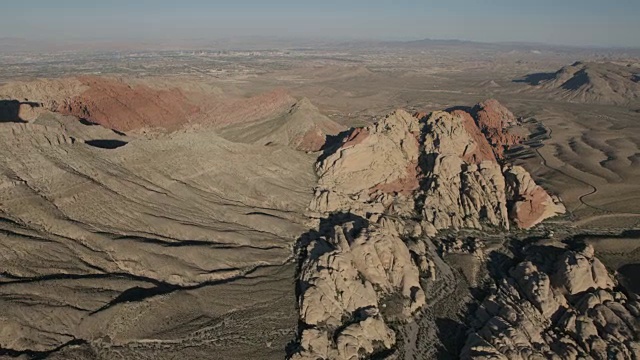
[311,109,422,217]
[290,218,425,359]
[420,111,510,231]
[313,102,564,233]
[218,97,346,152]
[463,244,639,360]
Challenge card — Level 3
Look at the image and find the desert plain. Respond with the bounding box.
[0,39,639,359]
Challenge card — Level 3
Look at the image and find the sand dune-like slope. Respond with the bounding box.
[512,103,640,222]
[0,111,316,358]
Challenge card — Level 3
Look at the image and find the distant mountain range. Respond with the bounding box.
[2,36,640,54]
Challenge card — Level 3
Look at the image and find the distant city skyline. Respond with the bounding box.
[1,0,639,48]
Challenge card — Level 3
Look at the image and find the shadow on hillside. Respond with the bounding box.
[0,100,40,123]
[317,129,351,163]
[85,139,128,149]
[512,72,556,86]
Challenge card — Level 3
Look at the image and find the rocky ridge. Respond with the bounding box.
[311,99,564,233]
[290,99,566,359]
[218,97,346,152]
[0,77,343,151]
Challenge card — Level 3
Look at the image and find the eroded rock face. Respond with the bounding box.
[290,218,425,359]
[462,244,640,360]
[312,102,563,233]
[504,165,566,229]
[56,76,200,132]
[472,99,522,159]
[311,109,422,218]
[294,100,566,359]
[419,111,510,232]
[451,109,497,164]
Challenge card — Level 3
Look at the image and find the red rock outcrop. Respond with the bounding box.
[451,109,497,164]
[311,109,422,218]
[504,165,566,229]
[296,128,328,152]
[57,76,200,132]
[369,162,420,196]
[472,99,522,159]
[295,100,567,360]
[341,127,370,148]
[1,77,301,135]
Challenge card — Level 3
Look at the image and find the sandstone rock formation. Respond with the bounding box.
[462,244,640,360]
[504,165,566,229]
[311,101,560,231]
[294,100,566,359]
[472,99,521,159]
[290,217,425,359]
[311,109,421,218]
[451,109,497,164]
[419,110,510,232]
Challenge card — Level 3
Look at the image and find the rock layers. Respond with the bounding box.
[0,77,344,151]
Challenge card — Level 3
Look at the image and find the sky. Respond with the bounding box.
[1,0,639,48]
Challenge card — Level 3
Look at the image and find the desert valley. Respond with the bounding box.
[0,37,639,360]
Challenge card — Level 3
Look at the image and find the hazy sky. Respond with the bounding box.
[1,0,639,47]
